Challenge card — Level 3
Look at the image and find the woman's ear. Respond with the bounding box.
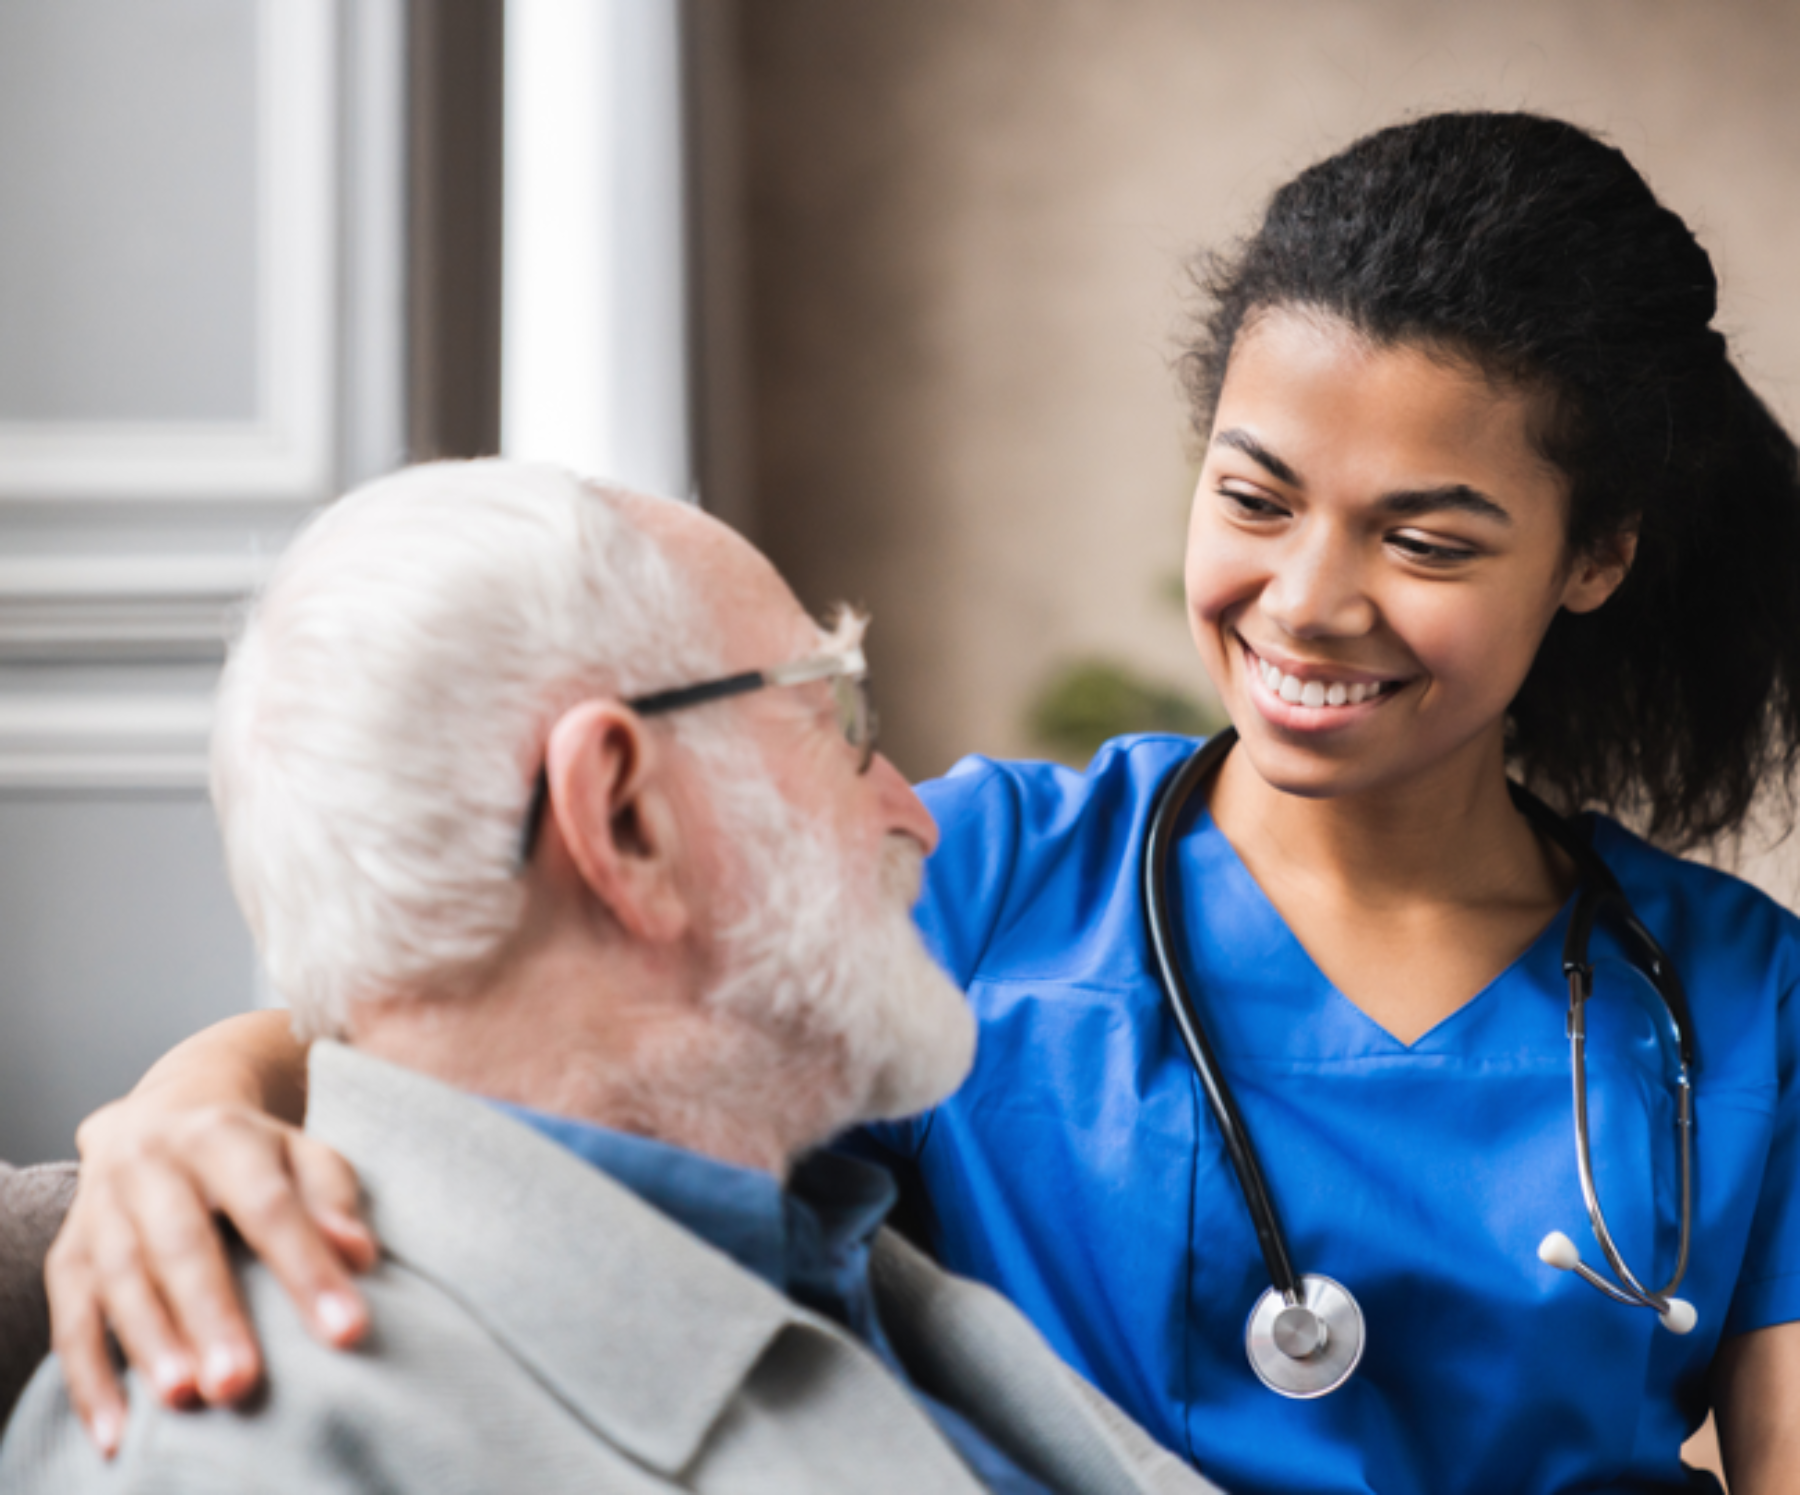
[541,701,690,944]
[1561,528,1639,615]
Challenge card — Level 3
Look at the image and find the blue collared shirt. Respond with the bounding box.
[492,1101,1057,1495]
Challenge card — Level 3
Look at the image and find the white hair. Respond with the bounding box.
[212,460,722,1038]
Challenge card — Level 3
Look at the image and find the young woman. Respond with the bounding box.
[44,114,1800,1492]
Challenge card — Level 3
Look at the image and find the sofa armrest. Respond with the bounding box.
[0,1162,77,1433]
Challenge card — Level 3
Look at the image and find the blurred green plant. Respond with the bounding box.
[1027,657,1225,765]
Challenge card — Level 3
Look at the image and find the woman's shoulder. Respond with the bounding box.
[919,732,1201,837]
[1590,815,1800,953]
[913,734,1205,985]
[1587,814,1800,1057]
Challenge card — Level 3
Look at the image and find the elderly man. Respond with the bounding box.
[0,462,1211,1494]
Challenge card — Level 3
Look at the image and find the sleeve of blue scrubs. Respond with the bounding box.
[1725,973,1800,1337]
[847,756,1023,1167]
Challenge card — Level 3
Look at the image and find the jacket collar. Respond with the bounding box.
[305,1041,800,1476]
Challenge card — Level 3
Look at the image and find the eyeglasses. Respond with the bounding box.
[516,645,878,866]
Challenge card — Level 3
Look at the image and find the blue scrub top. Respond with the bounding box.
[858,735,1800,1495]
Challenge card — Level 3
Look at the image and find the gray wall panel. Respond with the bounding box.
[0,795,254,1164]
[0,0,258,423]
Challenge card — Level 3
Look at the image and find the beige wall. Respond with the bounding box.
[739,0,1800,903]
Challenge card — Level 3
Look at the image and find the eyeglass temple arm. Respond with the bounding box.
[627,670,768,717]
[517,646,871,867]
[626,645,867,716]
[762,645,867,688]
[514,671,767,867]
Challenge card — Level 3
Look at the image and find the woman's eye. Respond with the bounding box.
[1389,532,1479,565]
[1219,486,1288,519]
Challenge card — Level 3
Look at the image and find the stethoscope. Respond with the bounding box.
[1141,728,1699,1399]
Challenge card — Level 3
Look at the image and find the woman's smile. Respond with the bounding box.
[1185,308,1629,804]
[1237,636,1410,731]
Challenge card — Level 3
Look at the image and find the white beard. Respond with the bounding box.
[699,760,976,1130]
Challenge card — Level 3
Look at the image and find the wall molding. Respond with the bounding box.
[0,0,338,504]
[0,555,272,661]
[0,692,213,791]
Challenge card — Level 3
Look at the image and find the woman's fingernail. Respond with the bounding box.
[200,1344,244,1398]
[91,1408,121,1458]
[315,1291,362,1342]
[151,1354,193,1400]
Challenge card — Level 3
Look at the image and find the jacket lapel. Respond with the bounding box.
[871,1231,1218,1495]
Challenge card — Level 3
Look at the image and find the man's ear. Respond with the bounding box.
[542,701,690,944]
[1560,527,1639,615]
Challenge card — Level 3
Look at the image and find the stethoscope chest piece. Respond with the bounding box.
[1245,1275,1365,1399]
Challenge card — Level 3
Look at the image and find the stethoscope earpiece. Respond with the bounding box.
[1537,1230,1582,1272]
[1538,1231,1698,1335]
[1660,1299,1698,1336]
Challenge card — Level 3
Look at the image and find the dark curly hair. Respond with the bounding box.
[1180,111,1800,850]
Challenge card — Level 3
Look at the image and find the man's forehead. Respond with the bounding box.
[626,492,817,657]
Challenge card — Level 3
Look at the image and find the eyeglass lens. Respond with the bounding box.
[833,674,878,771]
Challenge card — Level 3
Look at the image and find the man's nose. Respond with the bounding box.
[1261,527,1376,639]
[869,751,940,856]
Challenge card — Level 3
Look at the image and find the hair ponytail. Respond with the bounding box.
[1511,361,1800,847]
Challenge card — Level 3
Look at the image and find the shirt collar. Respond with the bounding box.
[489,1101,897,1297]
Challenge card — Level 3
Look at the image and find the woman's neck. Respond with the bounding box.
[1206,727,1578,1044]
[1207,728,1570,917]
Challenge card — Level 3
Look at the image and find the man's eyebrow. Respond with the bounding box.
[1212,428,1302,487]
[1376,486,1513,525]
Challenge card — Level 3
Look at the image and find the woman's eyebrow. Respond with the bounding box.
[1214,428,1513,525]
[1212,428,1302,486]
[1377,486,1513,525]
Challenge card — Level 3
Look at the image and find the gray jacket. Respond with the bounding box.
[1,1043,1218,1494]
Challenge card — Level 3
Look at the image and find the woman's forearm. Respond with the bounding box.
[104,1009,309,1132]
[1713,1320,1800,1494]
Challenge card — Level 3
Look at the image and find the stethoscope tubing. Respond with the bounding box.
[1141,728,1308,1307]
[1510,785,1699,1314]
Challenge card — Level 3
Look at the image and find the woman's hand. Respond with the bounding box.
[43,1012,378,1458]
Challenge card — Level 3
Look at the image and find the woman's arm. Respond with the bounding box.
[1713,1320,1800,1494]
[45,1011,375,1458]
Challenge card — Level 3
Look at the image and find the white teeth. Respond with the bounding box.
[1254,653,1384,709]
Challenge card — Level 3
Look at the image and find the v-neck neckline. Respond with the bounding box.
[1185,804,1579,1055]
